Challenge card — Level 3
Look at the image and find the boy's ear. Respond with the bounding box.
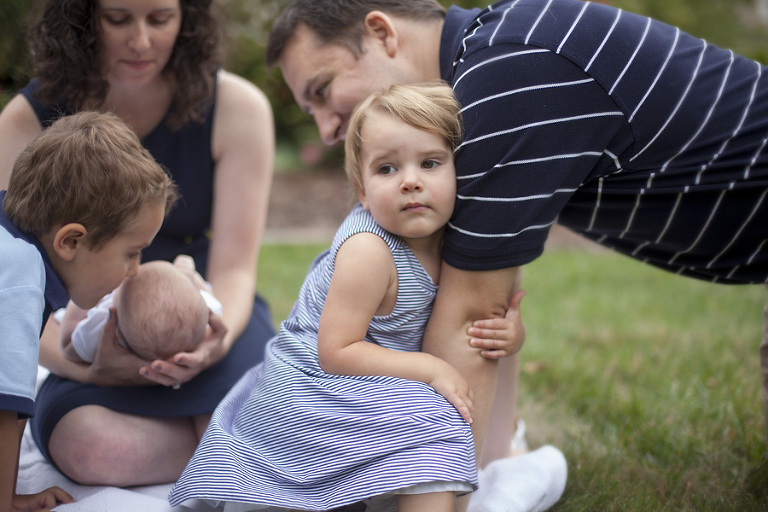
[363,11,398,57]
[52,223,88,261]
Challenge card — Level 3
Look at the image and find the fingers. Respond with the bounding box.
[479,348,509,360]
[103,308,120,345]
[47,487,74,507]
[138,310,228,388]
[20,486,74,511]
[173,254,212,292]
[142,352,202,387]
[508,289,526,311]
[447,392,474,424]
[206,311,228,338]
[172,254,196,271]
[468,323,503,340]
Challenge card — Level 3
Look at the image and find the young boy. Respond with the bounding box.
[59,259,222,364]
[0,111,177,511]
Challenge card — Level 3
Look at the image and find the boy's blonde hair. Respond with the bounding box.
[344,82,463,194]
[4,111,177,249]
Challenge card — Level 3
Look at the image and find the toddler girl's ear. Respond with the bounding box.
[51,223,88,261]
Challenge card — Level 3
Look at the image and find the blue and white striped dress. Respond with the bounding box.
[169,205,477,511]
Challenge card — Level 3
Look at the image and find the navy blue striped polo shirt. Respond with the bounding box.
[440,0,768,284]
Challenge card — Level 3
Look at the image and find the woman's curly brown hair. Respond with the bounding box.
[28,0,222,130]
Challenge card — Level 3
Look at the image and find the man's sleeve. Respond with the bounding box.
[444,44,629,270]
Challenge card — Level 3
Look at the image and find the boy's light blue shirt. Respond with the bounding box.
[0,225,46,418]
[0,190,69,418]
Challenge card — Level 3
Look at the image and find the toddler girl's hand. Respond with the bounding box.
[468,289,526,360]
[427,360,474,424]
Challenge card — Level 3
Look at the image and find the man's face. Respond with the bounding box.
[279,24,399,145]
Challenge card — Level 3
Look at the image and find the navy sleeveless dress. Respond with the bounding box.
[169,205,476,511]
[19,77,276,460]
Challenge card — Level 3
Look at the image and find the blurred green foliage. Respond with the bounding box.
[1,0,767,164]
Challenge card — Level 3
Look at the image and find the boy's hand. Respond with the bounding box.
[468,290,526,360]
[140,312,228,388]
[12,487,73,511]
[427,360,474,424]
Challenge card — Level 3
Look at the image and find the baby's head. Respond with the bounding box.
[114,261,209,361]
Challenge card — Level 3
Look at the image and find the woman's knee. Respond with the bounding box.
[48,406,198,486]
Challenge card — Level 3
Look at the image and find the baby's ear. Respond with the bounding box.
[51,223,88,261]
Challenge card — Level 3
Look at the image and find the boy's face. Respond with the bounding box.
[65,201,165,309]
[358,111,456,242]
[279,24,405,146]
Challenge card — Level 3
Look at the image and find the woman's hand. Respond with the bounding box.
[87,309,155,387]
[139,312,228,387]
[468,289,526,360]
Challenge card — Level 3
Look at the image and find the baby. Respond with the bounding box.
[59,259,221,363]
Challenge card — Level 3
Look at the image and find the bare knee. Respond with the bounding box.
[48,406,198,486]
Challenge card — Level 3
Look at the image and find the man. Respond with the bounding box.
[267,0,768,466]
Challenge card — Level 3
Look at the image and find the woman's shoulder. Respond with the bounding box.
[212,71,273,147]
[216,71,270,113]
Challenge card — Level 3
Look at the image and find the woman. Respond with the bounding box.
[0,0,276,486]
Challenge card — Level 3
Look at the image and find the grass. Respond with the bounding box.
[257,242,767,511]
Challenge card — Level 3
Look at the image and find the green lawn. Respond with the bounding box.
[257,243,767,511]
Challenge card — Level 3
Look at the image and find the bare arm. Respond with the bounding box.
[0,412,73,512]
[0,411,19,512]
[0,95,43,188]
[39,309,155,386]
[422,263,521,455]
[141,71,275,384]
[206,71,274,351]
[58,301,88,363]
[317,234,473,422]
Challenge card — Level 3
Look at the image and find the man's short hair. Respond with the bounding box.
[4,111,177,248]
[266,0,446,67]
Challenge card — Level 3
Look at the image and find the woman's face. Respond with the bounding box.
[97,0,182,88]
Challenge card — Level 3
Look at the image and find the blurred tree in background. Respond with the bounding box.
[1,0,767,170]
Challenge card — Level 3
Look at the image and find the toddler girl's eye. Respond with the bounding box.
[378,164,396,175]
[422,159,439,170]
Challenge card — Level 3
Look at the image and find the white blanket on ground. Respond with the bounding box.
[17,367,567,512]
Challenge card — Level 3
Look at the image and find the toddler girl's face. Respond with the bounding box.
[357,111,456,242]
